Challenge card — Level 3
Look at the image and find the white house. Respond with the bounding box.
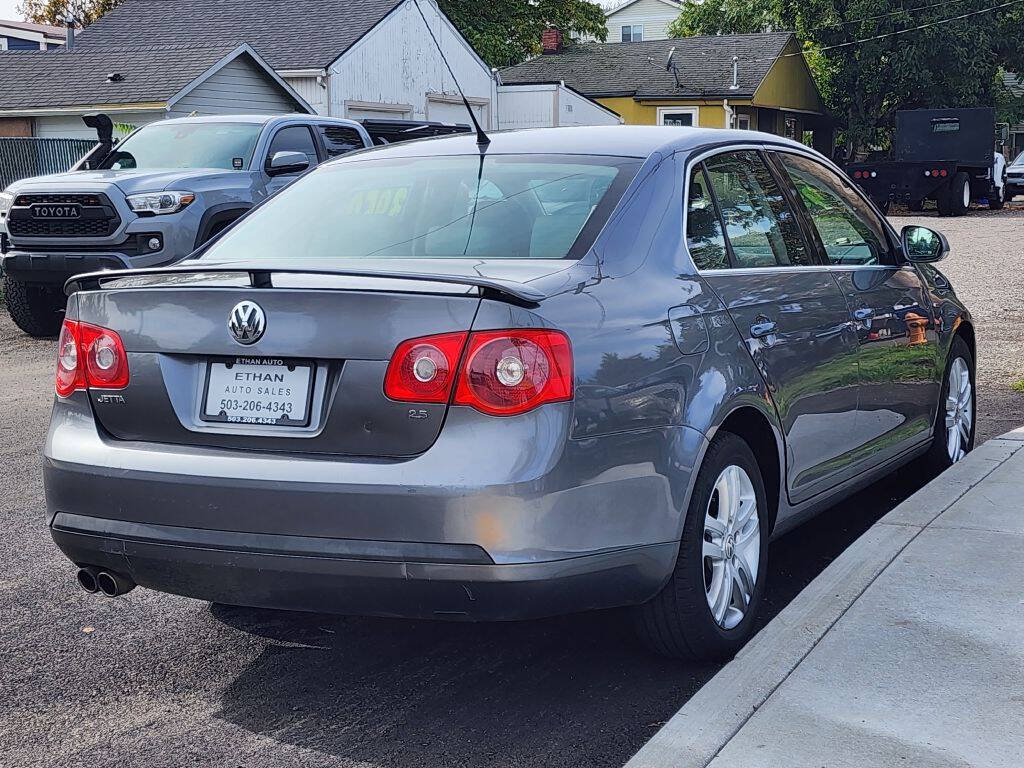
[68,0,498,129]
[600,0,684,42]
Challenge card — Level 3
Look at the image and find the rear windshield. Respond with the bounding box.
[199,153,640,261]
[99,122,262,171]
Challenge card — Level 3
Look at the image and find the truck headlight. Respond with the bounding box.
[126,191,195,215]
[0,191,14,218]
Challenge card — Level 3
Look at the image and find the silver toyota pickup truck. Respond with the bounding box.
[0,114,374,336]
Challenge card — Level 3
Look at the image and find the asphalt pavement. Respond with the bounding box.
[1,210,1021,768]
[0,311,951,768]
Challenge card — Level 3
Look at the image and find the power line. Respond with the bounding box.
[807,0,970,31]
[748,0,1024,61]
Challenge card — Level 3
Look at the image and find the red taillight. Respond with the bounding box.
[932,169,941,177]
[384,328,573,416]
[853,170,862,179]
[383,331,468,403]
[939,169,948,177]
[54,319,129,397]
[454,329,573,416]
[55,320,84,397]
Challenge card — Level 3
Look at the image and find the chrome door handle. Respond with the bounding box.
[750,318,778,338]
[853,307,874,321]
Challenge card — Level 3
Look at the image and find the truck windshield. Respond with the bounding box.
[199,153,640,261]
[98,122,262,171]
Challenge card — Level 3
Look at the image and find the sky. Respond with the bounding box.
[1,0,23,22]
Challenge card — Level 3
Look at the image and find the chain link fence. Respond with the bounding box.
[0,138,96,190]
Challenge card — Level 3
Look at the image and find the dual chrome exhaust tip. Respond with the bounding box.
[76,566,135,597]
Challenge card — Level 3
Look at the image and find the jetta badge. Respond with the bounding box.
[228,300,266,345]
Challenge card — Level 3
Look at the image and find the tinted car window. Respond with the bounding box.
[703,151,811,268]
[100,122,261,170]
[686,166,728,270]
[318,126,365,158]
[776,152,892,266]
[201,154,638,262]
[266,125,319,170]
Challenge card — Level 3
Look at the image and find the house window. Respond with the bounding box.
[621,24,643,42]
[736,114,751,131]
[657,106,699,127]
[784,116,797,139]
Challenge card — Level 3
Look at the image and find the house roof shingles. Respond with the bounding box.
[72,0,405,70]
[500,33,795,100]
[0,42,251,110]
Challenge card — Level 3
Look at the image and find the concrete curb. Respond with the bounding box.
[624,430,1024,768]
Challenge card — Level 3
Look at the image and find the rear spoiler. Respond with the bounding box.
[64,265,547,304]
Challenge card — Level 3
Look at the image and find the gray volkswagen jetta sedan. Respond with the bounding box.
[45,126,975,660]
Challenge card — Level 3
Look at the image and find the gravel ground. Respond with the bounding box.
[0,211,1021,767]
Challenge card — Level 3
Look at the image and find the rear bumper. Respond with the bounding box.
[44,393,703,619]
[50,513,677,620]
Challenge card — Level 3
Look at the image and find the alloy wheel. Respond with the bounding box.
[703,464,760,630]
[945,356,973,463]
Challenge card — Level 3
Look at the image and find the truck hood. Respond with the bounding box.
[8,168,241,195]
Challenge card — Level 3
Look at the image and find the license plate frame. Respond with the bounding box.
[200,357,315,427]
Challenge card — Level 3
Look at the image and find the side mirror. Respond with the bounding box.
[266,150,310,177]
[902,225,949,263]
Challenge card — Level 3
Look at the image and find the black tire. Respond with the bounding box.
[923,335,976,473]
[634,431,770,661]
[949,172,971,216]
[2,274,64,337]
[907,199,924,212]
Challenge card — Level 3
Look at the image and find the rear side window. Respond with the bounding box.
[266,126,319,170]
[703,151,811,268]
[776,152,892,266]
[686,166,728,270]
[319,126,366,158]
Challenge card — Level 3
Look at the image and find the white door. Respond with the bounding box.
[428,98,487,127]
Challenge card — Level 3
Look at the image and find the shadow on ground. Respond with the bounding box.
[210,464,937,768]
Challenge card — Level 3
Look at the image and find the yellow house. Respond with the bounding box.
[501,32,831,151]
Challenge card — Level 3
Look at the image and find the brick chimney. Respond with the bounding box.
[542,27,563,55]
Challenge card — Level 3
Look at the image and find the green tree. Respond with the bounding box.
[667,0,779,37]
[19,0,122,26]
[438,0,607,68]
[668,0,1024,156]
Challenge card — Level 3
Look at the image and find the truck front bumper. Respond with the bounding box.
[0,250,129,283]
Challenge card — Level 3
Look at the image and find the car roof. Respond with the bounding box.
[330,125,813,161]
[157,114,361,127]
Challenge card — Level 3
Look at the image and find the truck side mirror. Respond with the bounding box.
[266,151,309,177]
[902,225,949,263]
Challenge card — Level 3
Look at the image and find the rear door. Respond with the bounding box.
[772,150,939,465]
[691,149,862,502]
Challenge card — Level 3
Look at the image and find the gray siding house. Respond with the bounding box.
[0,43,313,138]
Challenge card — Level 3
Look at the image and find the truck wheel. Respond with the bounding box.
[907,199,924,212]
[949,172,971,216]
[2,274,65,337]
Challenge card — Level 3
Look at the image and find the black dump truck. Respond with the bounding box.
[848,108,1007,216]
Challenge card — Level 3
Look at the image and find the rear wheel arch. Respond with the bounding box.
[711,406,783,533]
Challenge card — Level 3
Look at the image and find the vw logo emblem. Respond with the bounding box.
[228,300,266,345]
